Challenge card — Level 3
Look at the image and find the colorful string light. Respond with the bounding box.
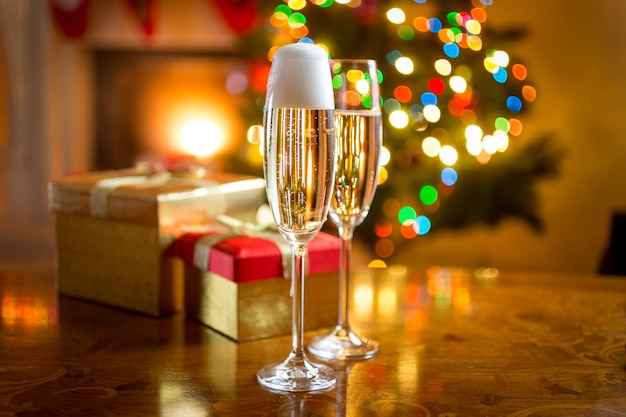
[255,0,535,262]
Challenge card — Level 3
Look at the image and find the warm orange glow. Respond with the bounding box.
[1,295,57,327]
[177,118,224,158]
[368,259,387,268]
[132,58,246,161]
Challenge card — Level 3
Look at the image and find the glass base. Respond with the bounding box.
[308,326,379,360]
[256,352,336,393]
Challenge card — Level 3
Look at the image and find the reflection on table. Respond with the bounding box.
[1,265,625,416]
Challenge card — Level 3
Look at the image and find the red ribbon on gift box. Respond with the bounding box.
[174,231,341,283]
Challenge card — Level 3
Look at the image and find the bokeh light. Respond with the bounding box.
[422,136,441,157]
[386,7,406,24]
[256,0,536,259]
[398,205,417,224]
[441,167,458,186]
[419,185,438,205]
[389,109,409,128]
[439,145,458,165]
[395,56,415,74]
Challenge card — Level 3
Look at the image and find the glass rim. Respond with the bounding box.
[329,58,377,65]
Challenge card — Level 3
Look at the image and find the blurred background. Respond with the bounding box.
[0,0,624,274]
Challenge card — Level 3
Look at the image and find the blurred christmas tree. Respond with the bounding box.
[236,0,564,261]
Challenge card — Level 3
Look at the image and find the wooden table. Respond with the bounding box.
[1,265,626,416]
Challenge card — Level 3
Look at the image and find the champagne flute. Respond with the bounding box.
[256,43,337,392]
[308,59,382,360]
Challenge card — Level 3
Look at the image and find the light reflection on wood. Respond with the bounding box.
[1,265,625,415]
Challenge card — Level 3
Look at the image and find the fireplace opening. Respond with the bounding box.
[92,49,265,175]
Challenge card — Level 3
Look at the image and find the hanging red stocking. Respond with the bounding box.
[49,0,90,39]
[125,0,157,37]
[210,0,258,34]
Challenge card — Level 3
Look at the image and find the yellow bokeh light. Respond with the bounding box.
[422,136,441,157]
[483,58,499,74]
[346,69,363,83]
[368,259,387,268]
[380,146,391,166]
[482,134,499,154]
[423,104,441,123]
[395,56,414,75]
[465,19,481,35]
[389,109,409,128]
[494,130,509,151]
[466,137,482,156]
[467,35,483,51]
[316,43,330,56]
[465,124,482,141]
[434,59,452,76]
[439,145,458,166]
[247,124,263,145]
[356,79,370,94]
[493,50,510,67]
[287,0,306,10]
[386,7,406,24]
[449,76,467,93]
[378,166,388,184]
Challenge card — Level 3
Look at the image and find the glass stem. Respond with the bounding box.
[291,243,307,356]
[338,225,354,328]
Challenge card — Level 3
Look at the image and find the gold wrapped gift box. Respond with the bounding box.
[176,232,340,342]
[49,170,266,316]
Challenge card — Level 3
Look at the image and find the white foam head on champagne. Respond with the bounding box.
[266,43,334,110]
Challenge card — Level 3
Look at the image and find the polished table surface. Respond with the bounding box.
[1,264,626,416]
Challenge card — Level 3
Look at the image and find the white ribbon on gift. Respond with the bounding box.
[192,212,296,282]
[193,232,239,272]
[90,172,173,218]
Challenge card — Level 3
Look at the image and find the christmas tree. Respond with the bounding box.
[237,0,563,261]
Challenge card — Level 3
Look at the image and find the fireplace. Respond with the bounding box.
[92,49,266,175]
[0,0,266,261]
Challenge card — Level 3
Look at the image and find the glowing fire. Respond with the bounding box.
[178,118,224,158]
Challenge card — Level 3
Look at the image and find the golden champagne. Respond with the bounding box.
[329,109,382,228]
[264,107,336,245]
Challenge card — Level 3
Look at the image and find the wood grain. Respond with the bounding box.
[1,265,625,416]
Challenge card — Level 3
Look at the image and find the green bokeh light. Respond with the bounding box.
[419,185,438,205]
[398,206,417,224]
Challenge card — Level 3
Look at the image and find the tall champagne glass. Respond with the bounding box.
[308,59,382,360]
[256,43,337,392]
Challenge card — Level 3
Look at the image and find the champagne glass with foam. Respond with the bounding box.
[308,59,382,360]
[256,43,337,392]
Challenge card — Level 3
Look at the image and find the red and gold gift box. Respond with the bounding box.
[48,169,266,317]
[176,231,341,342]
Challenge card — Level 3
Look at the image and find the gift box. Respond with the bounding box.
[176,231,341,341]
[49,169,267,316]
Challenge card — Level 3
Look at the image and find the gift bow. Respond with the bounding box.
[193,206,300,284]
